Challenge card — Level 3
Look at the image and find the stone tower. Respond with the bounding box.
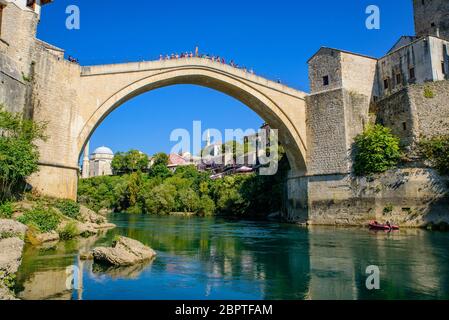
[413,0,449,40]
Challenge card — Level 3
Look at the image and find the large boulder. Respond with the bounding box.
[0,219,27,238]
[0,237,25,276]
[92,236,156,267]
[79,206,107,225]
[0,237,25,300]
[26,229,59,245]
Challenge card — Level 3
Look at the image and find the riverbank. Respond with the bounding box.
[0,197,116,299]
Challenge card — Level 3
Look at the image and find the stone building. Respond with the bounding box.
[307,0,449,169]
[80,144,114,178]
[88,146,114,178]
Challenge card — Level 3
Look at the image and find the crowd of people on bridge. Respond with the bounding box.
[159,47,257,75]
[66,46,284,84]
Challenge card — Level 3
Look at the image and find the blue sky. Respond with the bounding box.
[37,0,415,157]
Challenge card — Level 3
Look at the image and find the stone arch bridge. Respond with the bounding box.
[28,57,309,219]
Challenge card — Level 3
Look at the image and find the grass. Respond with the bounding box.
[55,199,80,220]
[0,202,13,219]
[58,221,79,240]
[18,206,60,233]
[0,271,16,290]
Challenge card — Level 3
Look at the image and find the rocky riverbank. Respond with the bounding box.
[0,220,27,300]
[0,199,116,300]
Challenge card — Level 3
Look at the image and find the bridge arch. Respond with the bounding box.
[77,64,308,174]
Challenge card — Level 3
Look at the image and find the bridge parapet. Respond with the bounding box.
[80,57,307,100]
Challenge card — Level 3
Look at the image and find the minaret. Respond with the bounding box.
[206,129,211,147]
[81,141,90,179]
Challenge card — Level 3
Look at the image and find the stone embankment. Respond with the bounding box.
[305,168,449,228]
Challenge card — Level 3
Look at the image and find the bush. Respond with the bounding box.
[0,202,13,219]
[424,86,435,99]
[0,271,16,290]
[55,199,80,220]
[58,221,78,240]
[18,206,60,233]
[419,136,449,175]
[0,107,46,201]
[354,125,402,176]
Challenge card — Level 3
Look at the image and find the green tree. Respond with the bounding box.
[0,107,46,201]
[197,195,216,216]
[152,153,169,166]
[111,150,149,175]
[419,136,449,175]
[177,188,199,213]
[149,164,172,179]
[144,183,176,215]
[111,152,127,175]
[353,125,401,176]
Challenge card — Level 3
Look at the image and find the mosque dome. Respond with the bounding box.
[93,146,114,155]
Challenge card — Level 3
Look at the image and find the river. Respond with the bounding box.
[14,213,449,300]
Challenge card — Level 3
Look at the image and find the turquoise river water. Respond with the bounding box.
[14,213,449,300]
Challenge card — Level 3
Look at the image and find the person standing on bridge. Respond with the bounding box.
[195,46,199,57]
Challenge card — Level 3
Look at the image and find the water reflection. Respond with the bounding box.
[14,214,449,300]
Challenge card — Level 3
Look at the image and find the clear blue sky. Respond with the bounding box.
[37,0,415,157]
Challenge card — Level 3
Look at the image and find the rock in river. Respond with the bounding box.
[92,236,156,267]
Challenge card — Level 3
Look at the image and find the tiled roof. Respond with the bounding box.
[168,154,188,166]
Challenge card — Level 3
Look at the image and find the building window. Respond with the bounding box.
[383,78,389,90]
[442,61,446,75]
[421,0,425,5]
[26,0,36,9]
[322,75,329,86]
[409,67,415,80]
[402,122,407,131]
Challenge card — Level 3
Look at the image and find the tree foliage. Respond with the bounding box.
[419,135,449,175]
[353,125,401,176]
[111,150,149,175]
[0,107,46,201]
[79,146,290,217]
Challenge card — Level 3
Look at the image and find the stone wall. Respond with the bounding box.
[376,80,449,151]
[0,2,37,114]
[413,0,449,41]
[306,89,349,176]
[375,89,416,148]
[409,80,449,139]
[305,168,449,227]
[308,48,343,94]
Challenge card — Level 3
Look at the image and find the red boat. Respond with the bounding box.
[369,221,399,231]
